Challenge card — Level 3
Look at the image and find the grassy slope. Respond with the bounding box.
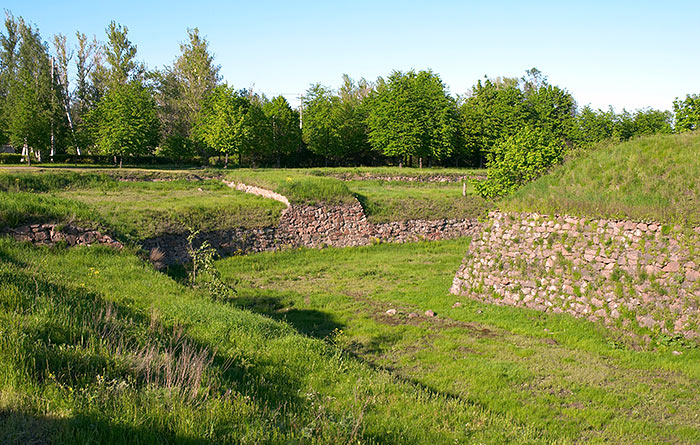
[348,180,491,223]
[308,166,488,178]
[216,241,700,443]
[501,132,700,226]
[0,171,285,240]
[225,169,491,221]
[0,239,545,444]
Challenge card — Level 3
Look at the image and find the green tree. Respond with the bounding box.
[85,82,160,167]
[673,94,700,132]
[103,21,139,88]
[366,69,459,167]
[633,108,672,136]
[459,77,527,167]
[262,95,301,167]
[475,126,564,199]
[337,74,373,164]
[194,84,267,167]
[301,84,342,165]
[152,28,220,159]
[3,15,61,164]
[574,106,615,145]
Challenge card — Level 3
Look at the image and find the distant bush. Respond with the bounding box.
[49,154,208,166]
[0,153,24,164]
[474,126,564,199]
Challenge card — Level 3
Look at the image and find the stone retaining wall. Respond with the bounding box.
[328,173,485,182]
[143,201,479,265]
[4,223,122,249]
[451,212,700,339]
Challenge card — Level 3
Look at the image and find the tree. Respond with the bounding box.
[0,12,20,145]
[194,84,267,167]
[73,32,100,154]
[475,126,564,199]
[85,82,160,167]
[366,69,459,167]
[575,106,615,145]
[632,108,672,137]
[3,16,61,164]
[152,28,220,158]
[301,83,342,165]
[173,28,220,134]
[459,77,528,166]
[103,21,139,87]
[337,74,373,164]
[52,33,77,156]
[673,94,700,132]
[262,95,301,167]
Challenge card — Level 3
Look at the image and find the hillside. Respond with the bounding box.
[500,131,700,226]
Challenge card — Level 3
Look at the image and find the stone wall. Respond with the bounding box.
[4,223,122,249]
[143,201,479,265]
[328,173,485,182]
[451,212,700,339]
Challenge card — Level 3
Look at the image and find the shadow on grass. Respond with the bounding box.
[234,289,345,340]
[0,408,211,445]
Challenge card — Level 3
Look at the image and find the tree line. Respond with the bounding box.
[1,12,699,171]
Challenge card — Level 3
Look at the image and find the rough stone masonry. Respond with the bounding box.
[451,212,700,339]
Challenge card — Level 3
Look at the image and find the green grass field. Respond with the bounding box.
[0,170,285,241]
[215,241,700,443]
[500,131,700,226]
[348,180,491,223]
[1,238,698,443]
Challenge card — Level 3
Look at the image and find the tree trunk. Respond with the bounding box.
[238,152,242,167]
[409,155,412,167]
[23,140,30,166]
[225,152,229,168]
[119,156,123,168]
[419,157,423,169]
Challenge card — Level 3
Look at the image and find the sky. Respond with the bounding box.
[3,0,699,112]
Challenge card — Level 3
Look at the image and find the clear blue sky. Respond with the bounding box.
[3,0,699,111]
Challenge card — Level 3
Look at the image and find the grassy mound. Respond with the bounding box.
[500,132,700,225]
[0,170,285,240]
[224,170,356,206]
[349,180,491,223]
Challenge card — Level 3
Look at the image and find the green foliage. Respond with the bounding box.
[673,93,700,132]
[103,21,139,87]
[187,229,236,301]
[84,82,160,164]
[262,95,301,166]
[366,69,459,163]
[301,83,344,162]
[475,126,564,198]
[193,85,270,166]
[2,14,64,160]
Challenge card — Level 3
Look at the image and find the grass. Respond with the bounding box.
[307,166,488,179]
[56,180,285,240]
[224,170,356,206]
[500,131,700,226]
[0,170,285,240]
[1,238,553,444]
[215,240,700,443]
[348,180,491,223]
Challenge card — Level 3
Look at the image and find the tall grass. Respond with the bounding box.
[0,239,544,443]
[500,131,700,225]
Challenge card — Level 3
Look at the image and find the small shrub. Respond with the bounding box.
[187,230,236,301]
